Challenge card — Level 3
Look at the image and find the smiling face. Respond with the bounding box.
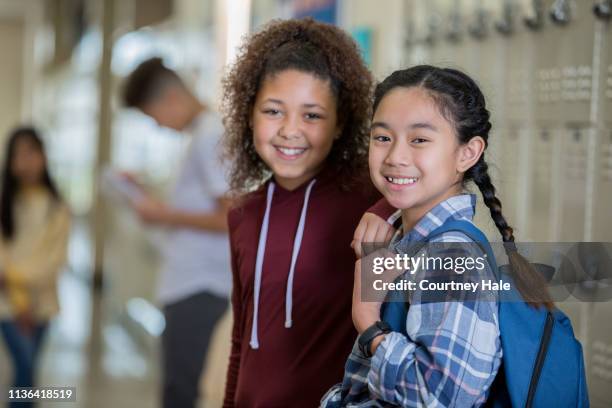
[369,87,469,226]
[251,69,340,191]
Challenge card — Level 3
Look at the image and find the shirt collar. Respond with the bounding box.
[392,193,477,249]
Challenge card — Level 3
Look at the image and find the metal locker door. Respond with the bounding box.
[529,129,555,241]
[554,0,595,124]
[504,0,536,126]
[452,0,478,77]
[404,0,437,68]
[585,129,612,408]
[472,0,511,239]
[592,129,612,241]
[591,3,612,241]
[402,0,420,66]
[529,0,593,123]
[471,0,509,127]
[531,1,566,241]
[532,1,563,126]
[558,127,589,241]
[607,47,612,120]
[431,0,463,67]
[420,0,444,65]
[496,127,522,226]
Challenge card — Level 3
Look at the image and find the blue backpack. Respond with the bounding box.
[380,219,589,408]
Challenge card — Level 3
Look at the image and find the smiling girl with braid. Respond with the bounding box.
[323,65,553,407]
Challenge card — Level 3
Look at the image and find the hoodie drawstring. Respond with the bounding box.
[249,179,317,349]
[249,182,275,349]
[285,179,316,328]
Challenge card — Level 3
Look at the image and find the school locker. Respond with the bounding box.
[496,127,521,228]
[554,0,594,124]
[528,129,555,241]
[504,0,536,127]
[558,128,589,241]
[475,0,510,140]
[426,0,457,66]
[587,22,612,396]
[592,130,612,241]
[592,8,612,242]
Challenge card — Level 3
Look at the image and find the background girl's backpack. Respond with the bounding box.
[381,218,589,407]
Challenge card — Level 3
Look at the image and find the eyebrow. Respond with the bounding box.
[371,121,438,132]
[303,103,327,111]
[262,98,327,111]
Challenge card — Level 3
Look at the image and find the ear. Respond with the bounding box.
[457,136,485,173]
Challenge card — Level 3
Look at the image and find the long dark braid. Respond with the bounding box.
[468,159,514,242]
[469,156,552,308]
[374,65,553,309]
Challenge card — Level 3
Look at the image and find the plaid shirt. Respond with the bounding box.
[321,194,502,407]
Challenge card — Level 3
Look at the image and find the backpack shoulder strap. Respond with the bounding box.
[427,219,498,271]
[428,218,488,243]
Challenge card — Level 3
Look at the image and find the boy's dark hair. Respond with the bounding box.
[374,65,553,310]
[1,126,61,240]
[222,18,373,194]
[122,57,184,109]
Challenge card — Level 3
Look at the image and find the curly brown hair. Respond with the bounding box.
[222,18,373,194]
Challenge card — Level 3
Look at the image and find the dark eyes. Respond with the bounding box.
[261,110,322,120]
[263,109,280,116]
[373,135,391,142]
[371,135,429,144]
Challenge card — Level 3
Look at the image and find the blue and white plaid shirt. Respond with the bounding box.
[321,194,502,407]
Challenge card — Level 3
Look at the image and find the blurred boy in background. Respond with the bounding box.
[122,58,230,408]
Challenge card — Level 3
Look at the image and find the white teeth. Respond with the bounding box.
[277,147,306,156]
[386,176,418,185]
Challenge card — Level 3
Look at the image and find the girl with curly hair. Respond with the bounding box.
[222,19,395,407]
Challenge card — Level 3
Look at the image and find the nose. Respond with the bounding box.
[384,138,411,167]
[278,113,302,140]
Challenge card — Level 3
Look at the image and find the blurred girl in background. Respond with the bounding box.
[0,126,70,407]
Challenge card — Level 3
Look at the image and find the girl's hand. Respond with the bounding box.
[352,250,406,334]
[351,213,396,259]
[352,258,381,334]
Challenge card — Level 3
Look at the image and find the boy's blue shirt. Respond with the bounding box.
[321,193,502,407]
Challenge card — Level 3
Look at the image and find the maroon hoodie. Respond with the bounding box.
[223,168,394,408]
